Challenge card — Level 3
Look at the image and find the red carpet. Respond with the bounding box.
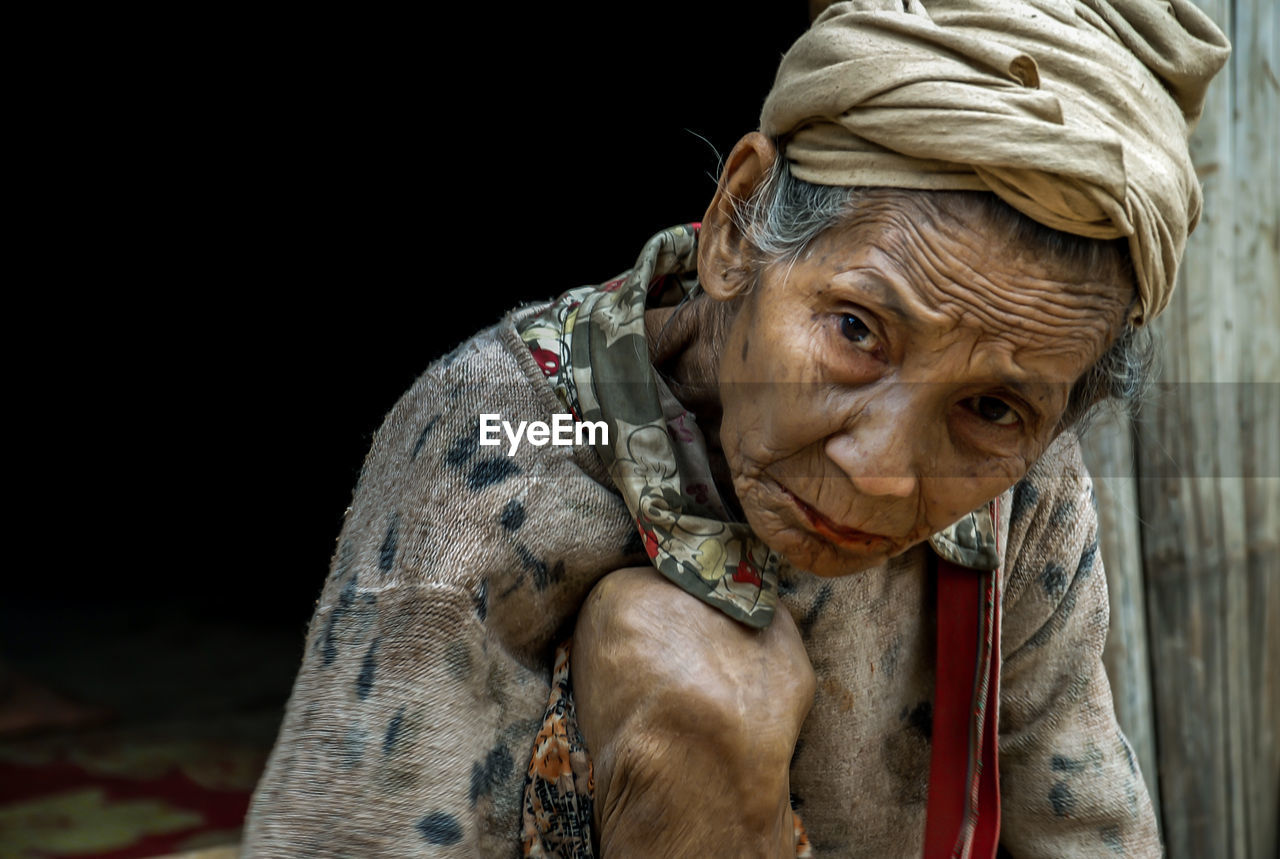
[0,735,263,858]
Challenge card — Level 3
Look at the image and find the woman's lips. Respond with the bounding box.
[778,485,894,550]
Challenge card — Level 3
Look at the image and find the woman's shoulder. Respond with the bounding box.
[326,301,641,652]
[1001,430,1093,564]
[364,301,586,484]
[999,430,1106,648]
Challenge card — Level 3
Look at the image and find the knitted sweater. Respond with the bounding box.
[241,304,1160,858]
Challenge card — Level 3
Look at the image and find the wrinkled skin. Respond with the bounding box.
[700,135,1131,578]
[574,567,815,859]
[574,133,1132,856]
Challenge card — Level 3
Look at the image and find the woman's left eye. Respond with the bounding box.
[967,396,1020,426]
[839,313,874,346]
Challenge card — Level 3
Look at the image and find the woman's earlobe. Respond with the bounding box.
[697,229,754,301]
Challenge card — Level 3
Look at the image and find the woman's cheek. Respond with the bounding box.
[923,460,1026,525]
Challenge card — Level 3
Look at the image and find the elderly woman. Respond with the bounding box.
[242,1,1229,857]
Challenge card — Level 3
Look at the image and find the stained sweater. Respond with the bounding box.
[241,303,1160,857]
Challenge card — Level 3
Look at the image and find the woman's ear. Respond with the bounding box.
[699,132,778,301]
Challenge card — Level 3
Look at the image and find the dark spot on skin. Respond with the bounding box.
[384,707,406,755]
[473,580,488,621]
[1100,824,1123,852]
[1076,540,1099,580]
[1048,499,1075,529]
[1049,781,1076,817]
[500,498,525,531]
[469,744,513,805]
[356,638,381,700]
[321,573,359,667]
[776,572,797,596]
[1051,754,1085,773]
[379,514,399,574]
[417,811,463,845]
[467,458,521,490]
[445,433,479,467]
[797,584,834,638]
[1011,478,1039,524]
[411,414,443,461]
[1041,561,1068,600]
[902,701,933,740]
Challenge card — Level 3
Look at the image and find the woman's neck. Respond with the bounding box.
[644,298,739,511]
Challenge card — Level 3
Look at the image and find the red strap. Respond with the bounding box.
[923,560,1001,858]
[973,576,1002,856]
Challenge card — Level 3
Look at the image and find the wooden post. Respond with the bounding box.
[1228,0,1279,853]
[1137,1,1279,856]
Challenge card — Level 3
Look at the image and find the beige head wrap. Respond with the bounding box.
[762,0,1230,324]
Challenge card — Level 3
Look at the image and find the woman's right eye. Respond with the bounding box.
[966,395,1021,427]
[839,313,874,346]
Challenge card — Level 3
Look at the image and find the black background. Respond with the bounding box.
[23,7,814,633]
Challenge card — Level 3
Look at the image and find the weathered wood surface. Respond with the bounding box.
[1079,413,1162,823]
[1135,2,1279,858]
[1228,0,1279,854]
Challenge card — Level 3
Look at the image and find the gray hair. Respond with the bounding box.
[726,154,1156,432]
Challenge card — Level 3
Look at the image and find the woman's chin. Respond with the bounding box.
[738,476,904,577]
[748,514,898,578]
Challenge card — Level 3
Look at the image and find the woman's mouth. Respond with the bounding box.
[778,485,894,551]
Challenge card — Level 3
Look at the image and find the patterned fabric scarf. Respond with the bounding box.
[517,224,1001,630]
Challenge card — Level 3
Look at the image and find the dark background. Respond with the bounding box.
[18,8,813,636]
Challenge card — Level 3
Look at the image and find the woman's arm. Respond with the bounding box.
[996,436,1161,858]
[242,317,643,856]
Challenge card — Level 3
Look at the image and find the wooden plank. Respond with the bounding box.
[1135,1,1245,856]
[1229,0,1280,855]
[1078,414,1161,823]
[1136,0,1280,855]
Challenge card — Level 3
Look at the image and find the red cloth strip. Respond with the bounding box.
[972,576,1002,855]
[924,559,1001,858]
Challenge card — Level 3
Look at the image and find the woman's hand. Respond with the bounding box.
[573,566,815,858]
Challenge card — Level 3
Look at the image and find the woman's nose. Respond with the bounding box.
[824,416,919,499]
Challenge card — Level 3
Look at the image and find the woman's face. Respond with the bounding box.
[716,193,1131,577]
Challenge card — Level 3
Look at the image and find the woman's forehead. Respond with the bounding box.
[802,193,1132,316]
